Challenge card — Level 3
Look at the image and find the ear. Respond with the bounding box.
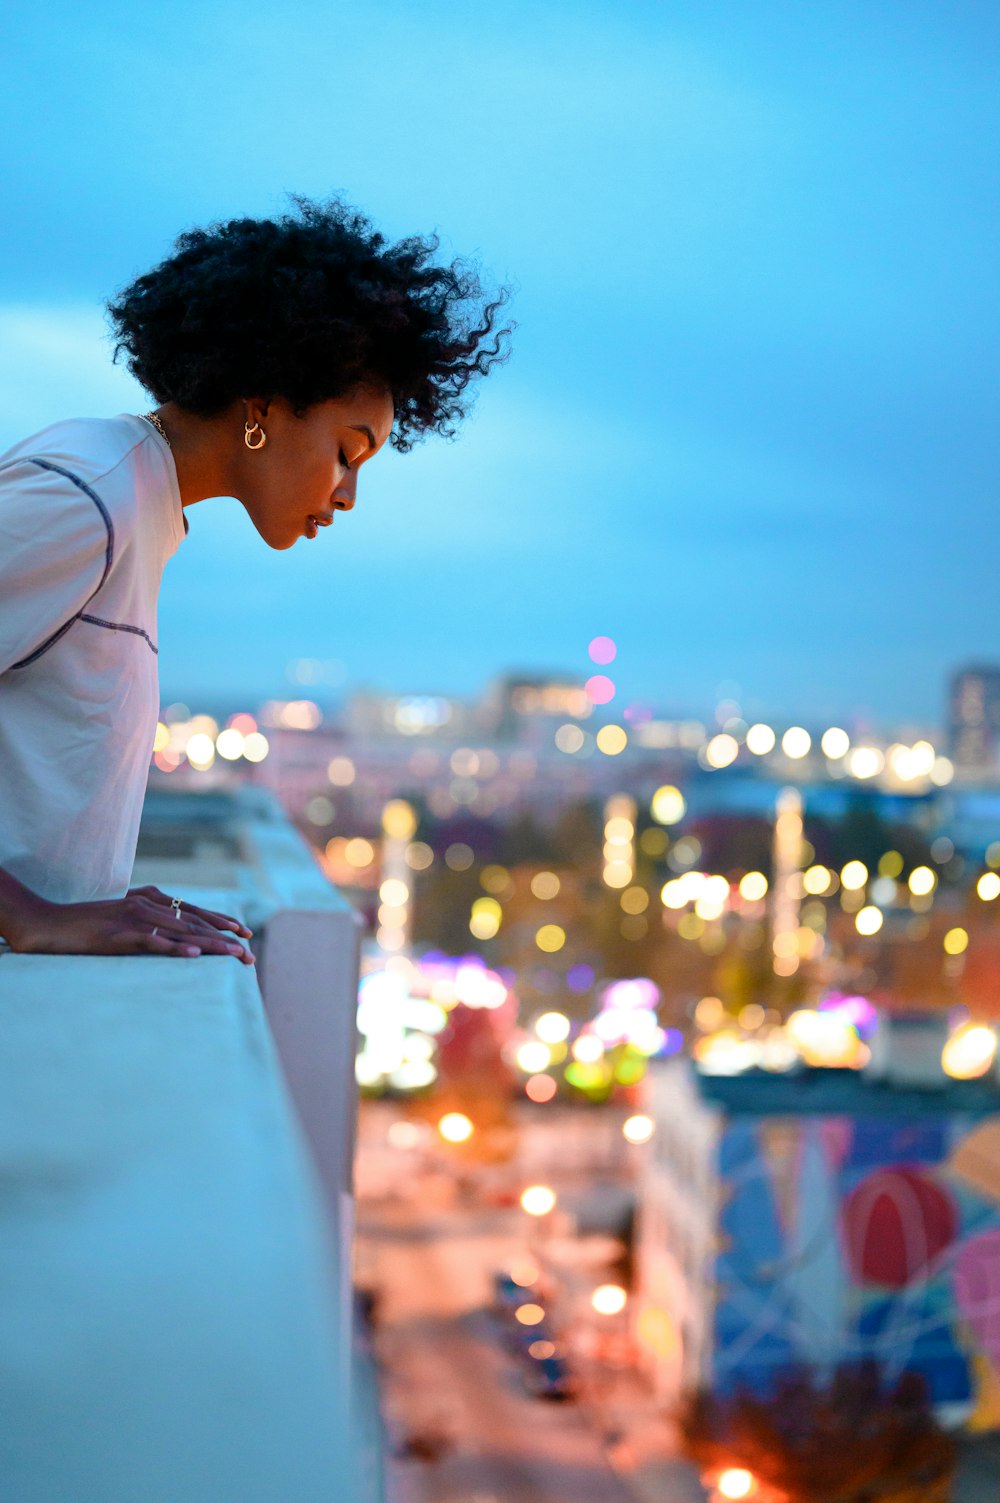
[243,396,272,427]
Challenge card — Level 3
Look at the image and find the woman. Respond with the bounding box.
[0,197,510,960]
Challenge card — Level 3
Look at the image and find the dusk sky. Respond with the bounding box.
[2,1,997,727]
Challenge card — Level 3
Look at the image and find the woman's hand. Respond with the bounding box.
[5,883,255,963]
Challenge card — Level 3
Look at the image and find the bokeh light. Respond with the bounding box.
[535,924,566,953]
[943,1023,997,1080]
[596,724,628,755]
[591,1284,627,1315]
[908,865,937,896]
[745,723,776,755]
[650,785,686,824]
[944,926,969,955]
[585,675,616,705]
[520,1185,557,1216]
[438,1112,474,1143]
[781,726,811,759]
[588,636,617,665]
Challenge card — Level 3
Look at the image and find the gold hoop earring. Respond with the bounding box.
[245,421,267,451]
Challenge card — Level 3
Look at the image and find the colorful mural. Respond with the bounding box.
[712,1110,1000,1426]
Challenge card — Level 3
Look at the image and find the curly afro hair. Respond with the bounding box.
[106,196,513,452]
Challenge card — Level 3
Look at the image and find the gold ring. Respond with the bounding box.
[171,897,183,918]
[151,926,159,938]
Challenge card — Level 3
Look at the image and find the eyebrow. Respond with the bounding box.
[348,424,377,453]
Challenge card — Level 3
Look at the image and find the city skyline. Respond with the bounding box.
[3,2,998,722]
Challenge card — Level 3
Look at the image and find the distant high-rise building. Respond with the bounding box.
[949,667,1000,771]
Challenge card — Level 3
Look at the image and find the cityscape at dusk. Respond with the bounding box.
[4,3,1000,1502]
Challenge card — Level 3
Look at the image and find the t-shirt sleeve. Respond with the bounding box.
[0,458,112,675]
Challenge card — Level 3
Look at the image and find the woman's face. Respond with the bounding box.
[236,385,395,550]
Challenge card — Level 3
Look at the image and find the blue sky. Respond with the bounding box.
[2,1,997,725]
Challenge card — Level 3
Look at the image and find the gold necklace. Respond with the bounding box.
[141,410,171,449]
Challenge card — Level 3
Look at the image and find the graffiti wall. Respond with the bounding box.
[714,1111,1000,1426]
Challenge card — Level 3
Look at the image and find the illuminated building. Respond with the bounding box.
[950,666,1000,772]
[634,1054,1000,1425]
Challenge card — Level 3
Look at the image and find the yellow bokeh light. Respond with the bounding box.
[591,1284,627,1315]
[942,1023,997,1080]
[705,733,739,769]
[738,871,768,902]
[514,1303,546,1326]
[694,995,725,1030]
[186,732,215,769]
[855,905,884,936]
[978,872,1000,901]
[438,1112,474,1143]
[908,865,937,896]
[781,726,811,759]
[596,724,628,756]
[520,1185,557,1216]
[344,837,375,868]
[879,850,904,879]
[603,862,633,889]
[535,923,566,953]
[516,1040,552,1073]
[531,870,561,900]
[620,886,650,914]
[379,877,410,906]
[242,731,270,763]
[745,723,776,755]
[469,909,501,940]
[215,727,244,760]
[650,785,686,824]
[931,756,955,786]
[849,746,884,779]
[153,721,170,753]
[622,1114,654,1144]
[481,863,512,894]
[535,1011,570,1044]
[572,1034,604,1063]
[717,1469,757,1501]
[803,864,832,895]
[382,799,418,840]
[841,860,869,891]
[944,926,969,955]
[821,726,850,759]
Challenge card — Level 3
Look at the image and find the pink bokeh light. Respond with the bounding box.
[585,674,615,705]
[588,635,617,665]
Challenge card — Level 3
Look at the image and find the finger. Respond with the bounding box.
[166,899,252,937]
[145,931,203,958]
[142,929,255,963]
[132,900,245,942]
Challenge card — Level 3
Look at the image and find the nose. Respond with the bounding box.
[333,468,358,511]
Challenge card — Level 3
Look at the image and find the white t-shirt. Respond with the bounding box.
[0,415,186,903]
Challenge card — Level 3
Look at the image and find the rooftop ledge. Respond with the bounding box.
[0,789,371,1503]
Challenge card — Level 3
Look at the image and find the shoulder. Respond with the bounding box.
[0,414,154,487]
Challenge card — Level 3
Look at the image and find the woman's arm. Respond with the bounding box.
[0,868,254,962]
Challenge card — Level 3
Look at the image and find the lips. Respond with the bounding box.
[305,513,335,540]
